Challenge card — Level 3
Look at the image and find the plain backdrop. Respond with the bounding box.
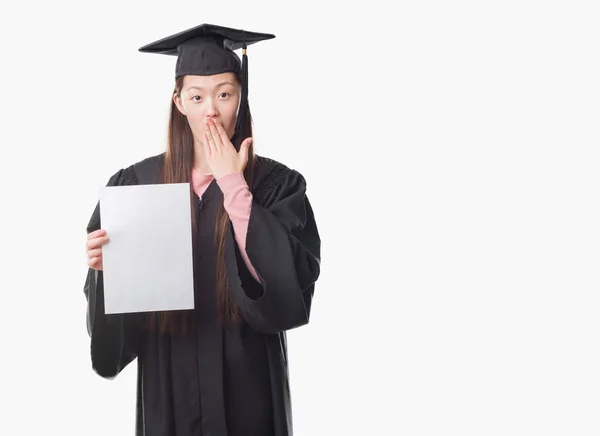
[1,1,599,435]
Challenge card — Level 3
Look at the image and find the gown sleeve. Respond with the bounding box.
[230,165,322,335]
[83,166,145,379]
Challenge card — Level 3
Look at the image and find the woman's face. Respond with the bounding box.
[173,72,240,144]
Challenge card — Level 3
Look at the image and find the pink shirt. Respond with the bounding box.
[192,169,260,282]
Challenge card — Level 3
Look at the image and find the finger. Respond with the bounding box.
[87,248,102,259]
[204,132,216,156]
[87,229,106,240]
[86,236,109,250]
[203,133,212,157]
[204,120,216,152]
[214,120,231,146]
[88,258,103,271]
[238,138,252,165]
[207,119,223,150]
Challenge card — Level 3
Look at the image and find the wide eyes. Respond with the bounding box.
[191,92,231,102]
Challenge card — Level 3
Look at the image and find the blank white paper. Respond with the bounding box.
[99,183,194,314]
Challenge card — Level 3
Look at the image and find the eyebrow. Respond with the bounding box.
[186,81,235,91]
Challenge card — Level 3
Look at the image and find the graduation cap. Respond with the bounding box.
[138,23,275,144]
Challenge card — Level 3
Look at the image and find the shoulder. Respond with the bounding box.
[253,154,306,192]
[252,155,308,207]
[133,152,165,168]
[106,152,166,186]
[105,164,138,186]
[132,152,165,184]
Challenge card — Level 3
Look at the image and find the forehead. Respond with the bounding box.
[183,72,238,89]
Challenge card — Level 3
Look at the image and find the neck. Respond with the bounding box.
[193,139,212,175]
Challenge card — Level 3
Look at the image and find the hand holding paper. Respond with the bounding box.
[86,229,109,270]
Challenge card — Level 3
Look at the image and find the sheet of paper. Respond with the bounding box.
[99,182,194,314]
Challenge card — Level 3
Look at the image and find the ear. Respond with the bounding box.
[173,93,187,116]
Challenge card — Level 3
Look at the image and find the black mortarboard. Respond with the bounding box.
[139,24,275,144]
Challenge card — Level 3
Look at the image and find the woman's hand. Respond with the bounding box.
[203,118,253,179]
[86,229,109,271]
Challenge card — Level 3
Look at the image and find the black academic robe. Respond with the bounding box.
[83,153,321,436]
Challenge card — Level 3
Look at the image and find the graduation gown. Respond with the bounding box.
[83,153,321,436]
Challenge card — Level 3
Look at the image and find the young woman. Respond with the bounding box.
[83,24,321,436]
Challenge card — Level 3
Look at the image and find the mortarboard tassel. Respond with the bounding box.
[241,41,248,117]
[233,40,248,150]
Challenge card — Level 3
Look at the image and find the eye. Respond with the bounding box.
[219,92,230,99]
[191,95,202,102]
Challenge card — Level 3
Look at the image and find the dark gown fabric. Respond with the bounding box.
[83,153,321,436]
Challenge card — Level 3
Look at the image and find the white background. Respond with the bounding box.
[1,1,599,435]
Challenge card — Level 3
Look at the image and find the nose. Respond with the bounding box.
[205,100,219,119]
